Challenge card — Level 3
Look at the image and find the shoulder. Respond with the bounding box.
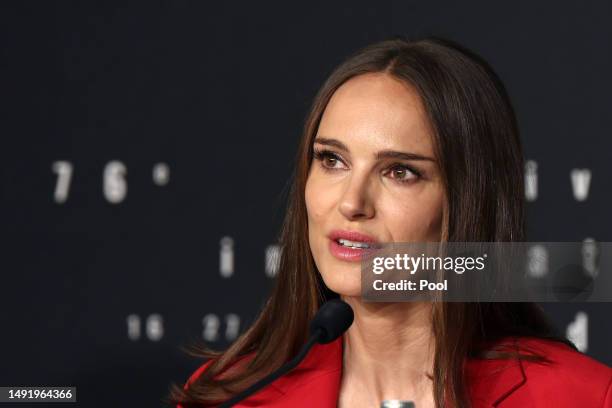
[183,354,251,390]
[178,358,242,408]
[516,337,611,379]
[469,336,612,407]
[181,352,256,392]
[518,337,611,395]
[183,359,214,390]
[175,360,214,408]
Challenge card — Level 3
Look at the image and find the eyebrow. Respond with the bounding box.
[313,137,436,162]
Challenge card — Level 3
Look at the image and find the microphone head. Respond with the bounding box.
[309,299,354,344]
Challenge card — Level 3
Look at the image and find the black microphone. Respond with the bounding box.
[218,299,354,407]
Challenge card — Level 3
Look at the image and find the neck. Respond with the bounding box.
[339,297,435,407]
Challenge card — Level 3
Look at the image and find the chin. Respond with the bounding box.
[319,267,362,297]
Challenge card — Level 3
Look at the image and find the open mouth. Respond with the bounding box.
[335,238,377,249]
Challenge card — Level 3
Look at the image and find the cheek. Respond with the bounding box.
[305,174,334,225]
[305,176,324,246]
[304,177,317,225]
[305,174,340,258]
[385,188,444,241]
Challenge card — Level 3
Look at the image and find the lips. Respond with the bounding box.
[327,229,381,262]
[328,229,379,245]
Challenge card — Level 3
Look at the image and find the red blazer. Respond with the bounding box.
[180,336,612,407]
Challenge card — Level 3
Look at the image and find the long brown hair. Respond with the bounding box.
[167,36,570,408]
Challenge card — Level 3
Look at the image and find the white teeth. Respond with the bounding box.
[337,239,371,249]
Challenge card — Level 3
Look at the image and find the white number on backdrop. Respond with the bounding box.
[126,314,141,341]
[265,245,282,277]
[524,160,538,202]
[582,238,600,278]
[152,162,170,186]
[570,168,592,201]
[126,313,164,341]
[146,314,164,341]
[53,161,170,203]
[103,160,127,203]
[567,311,588,352]
[52,161,73,203]
[202,313,242,342]
[225,313,241,340]
[220,237,234,278]
[202,314,221,341]
[526,244,548,278]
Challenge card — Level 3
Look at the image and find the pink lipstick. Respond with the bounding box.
[327,229,380,262]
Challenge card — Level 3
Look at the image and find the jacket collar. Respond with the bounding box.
[270,336,527,407]
[465,345,528,406]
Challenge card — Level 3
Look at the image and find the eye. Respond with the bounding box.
[386,164,421,183]
[313,149,346,171]
[313,148,422,184]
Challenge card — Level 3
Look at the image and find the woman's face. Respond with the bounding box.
[305,72,445,297]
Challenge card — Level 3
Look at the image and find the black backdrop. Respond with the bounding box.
[1,1,611,407]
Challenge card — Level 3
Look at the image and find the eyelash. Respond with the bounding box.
[312,148,422,183]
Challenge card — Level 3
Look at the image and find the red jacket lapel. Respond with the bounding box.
[257,336,528,407]
[466,352,527,407]
[257,337,343,407]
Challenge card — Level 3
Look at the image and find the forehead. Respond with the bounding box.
[317,72,434,155]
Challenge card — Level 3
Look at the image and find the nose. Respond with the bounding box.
[338,171,375,220]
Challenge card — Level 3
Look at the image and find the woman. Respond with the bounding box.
[168,37,612,407]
